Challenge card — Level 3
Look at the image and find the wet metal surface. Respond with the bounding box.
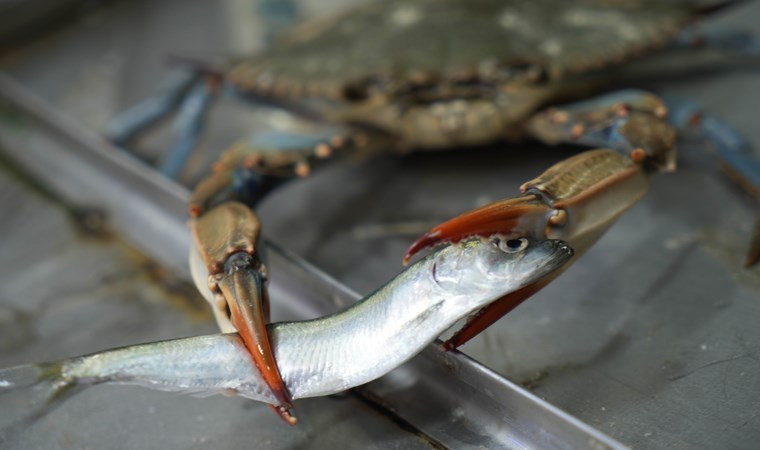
[1,1,759,449]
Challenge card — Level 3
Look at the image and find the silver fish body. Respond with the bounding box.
[2,236,572,410]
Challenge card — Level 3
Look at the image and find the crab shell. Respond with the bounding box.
[226,0,693,149]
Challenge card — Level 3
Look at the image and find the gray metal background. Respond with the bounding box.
[0,0,759,448]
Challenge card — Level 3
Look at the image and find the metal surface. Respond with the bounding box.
[1,1,759,449]
[0,72,624,448]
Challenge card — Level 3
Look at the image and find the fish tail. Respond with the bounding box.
[0,362,85,439]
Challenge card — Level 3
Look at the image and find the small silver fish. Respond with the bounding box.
[0,236,572,422]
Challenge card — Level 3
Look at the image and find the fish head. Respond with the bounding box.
[430,236,573,297]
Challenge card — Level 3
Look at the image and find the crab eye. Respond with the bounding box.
[497,237,529,253]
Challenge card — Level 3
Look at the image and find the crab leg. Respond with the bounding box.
[531,90,760,265]
[665,97,758,185]
[187,126,374,423]
[408,149,651,260]
[406,92,682,349]
[409,89,679,254]
[404,91,675,349]
[406,91,683,349]
[189,125,382,214]
[105,70,199,148]
[526,89,677,172]
[665,97,760,266]
[159,80,217,179]
[406,148,657,349]
[674,25,760,57]
[190,202,295,423]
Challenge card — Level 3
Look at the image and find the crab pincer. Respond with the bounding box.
[189,202,295,424]
[404,149,660,350]
[403,195,559,351]
[403,194,552,266]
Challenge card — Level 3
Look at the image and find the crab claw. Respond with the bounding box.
[407,149,654,350]
[217,253,295,424]
[403,194,552,265]
[189,202,295,423]
[442,278,552,350]
[405,194,556,351]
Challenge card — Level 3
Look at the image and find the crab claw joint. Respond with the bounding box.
[403,194,552,265]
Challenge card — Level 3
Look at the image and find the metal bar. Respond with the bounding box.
[0,71,627,450]
[0,72,191,277]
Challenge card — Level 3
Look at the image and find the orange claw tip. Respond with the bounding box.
[439,340,457,352]
[233,310,293,409]
[270,405,298,426]
[402,230,442,266]
[220,268,293,411]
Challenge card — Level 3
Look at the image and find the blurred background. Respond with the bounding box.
[0,0,759,448]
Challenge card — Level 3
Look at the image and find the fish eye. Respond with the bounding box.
[497,237,529,253]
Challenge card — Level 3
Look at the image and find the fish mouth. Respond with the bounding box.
[493,238,574,283]
[439,238,573,351]
[540,239,574,271]
[551,240,574,259]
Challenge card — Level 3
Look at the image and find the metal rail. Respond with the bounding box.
[0,72,626,450]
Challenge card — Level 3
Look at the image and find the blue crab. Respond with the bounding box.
[110,0,758,423]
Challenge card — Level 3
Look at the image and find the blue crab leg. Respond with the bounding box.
[159,80,216,179]
[665,97,758,184]
[525,89,677,173]
[106,60,223,178]
[407,90,678,350]
[189,127,358,215]
[664,97,760,266]
[105,70,198,147]
[674,25,760,57]
[187,126,365,422]
[156,58,326,180]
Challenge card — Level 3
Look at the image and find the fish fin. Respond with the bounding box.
[0,362,84,441]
